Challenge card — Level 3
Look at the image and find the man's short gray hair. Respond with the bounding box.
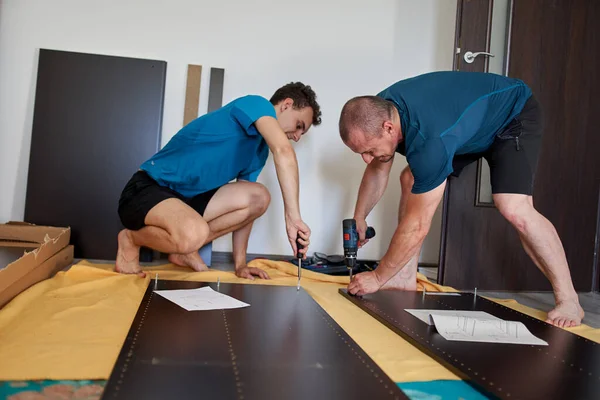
[339,96,395,142]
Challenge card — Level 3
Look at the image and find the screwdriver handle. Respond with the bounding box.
[296,234,304,259]
[365,227,376,239]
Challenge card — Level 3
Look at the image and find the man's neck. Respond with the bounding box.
[392,107,404,145]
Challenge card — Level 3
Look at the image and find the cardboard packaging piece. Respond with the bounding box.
[0,222,74,308]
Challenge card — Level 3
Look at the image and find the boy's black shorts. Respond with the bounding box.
[118,171,219,231]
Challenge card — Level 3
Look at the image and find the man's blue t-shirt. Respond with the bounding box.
[140,95,276,197]
[377,71,532,194]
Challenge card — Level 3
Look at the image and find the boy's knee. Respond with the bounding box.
[248,183,271,216]
[173,218,209,254]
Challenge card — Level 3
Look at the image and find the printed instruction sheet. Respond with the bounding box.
[405,309,500,325]
[405,309,548,346]
[155,286,250,311]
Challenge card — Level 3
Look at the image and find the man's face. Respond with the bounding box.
[277,99,314,142]
[345,127,397,164]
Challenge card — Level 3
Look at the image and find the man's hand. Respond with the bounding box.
[355,218,370,248]
[235,266,270,280]
[286,216,311,258]
[347,270,383,296]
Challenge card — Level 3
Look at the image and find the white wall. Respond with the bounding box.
[0,0,457,264]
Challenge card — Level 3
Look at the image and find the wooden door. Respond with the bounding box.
[439,0,600,291]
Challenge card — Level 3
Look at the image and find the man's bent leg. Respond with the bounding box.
[202,181,270,239]
[116,198,210,275]
[382,166,419,291]
[168,181,271,271]
[494,193,584,327]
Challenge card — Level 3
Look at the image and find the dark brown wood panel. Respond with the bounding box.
[208,67,225,113]
[24,49,166,260]
[440,0,600,291]
[340,289,600,400]
[101,281,408,400]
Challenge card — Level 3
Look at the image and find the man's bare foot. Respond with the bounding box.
[381,269,418,291]
[546,299,584,328]
[168,252,209,272]
[115,229,145,277]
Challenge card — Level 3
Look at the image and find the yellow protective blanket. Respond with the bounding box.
[0,259,598,383]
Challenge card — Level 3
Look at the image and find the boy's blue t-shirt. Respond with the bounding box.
[377,71,532,194]
[140,95,276,197]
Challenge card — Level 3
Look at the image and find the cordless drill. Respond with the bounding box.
[342,219,375,281]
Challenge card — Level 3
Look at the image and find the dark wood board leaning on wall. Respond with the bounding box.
[24,49,166,259]
[208,67,225,113]
[340,289,600,400]
[101,280,408,400]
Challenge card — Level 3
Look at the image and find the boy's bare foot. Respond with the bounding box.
[168,252,209,272]
[115,229,145,277]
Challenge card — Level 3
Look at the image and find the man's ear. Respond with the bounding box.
[282,98,294,111]
[382,120,394,136]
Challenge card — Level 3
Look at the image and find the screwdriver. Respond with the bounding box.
[296,235,304,291]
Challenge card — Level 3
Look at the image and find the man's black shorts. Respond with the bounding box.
[451,95,543,195]
[118,171,220,231]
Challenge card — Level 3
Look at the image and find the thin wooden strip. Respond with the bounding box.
[183,64,202,125]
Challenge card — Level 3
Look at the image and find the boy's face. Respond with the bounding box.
[276,99,314,142]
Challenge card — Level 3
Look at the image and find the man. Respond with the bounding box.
[116,82,321,280]
[339,71,584,327]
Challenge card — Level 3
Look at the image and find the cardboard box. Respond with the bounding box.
[0,222,73,308]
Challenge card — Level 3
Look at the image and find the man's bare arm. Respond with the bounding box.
[374,180,447,285]
[255,116,300,218]
[354,157,394,220]
[254,116,310,255]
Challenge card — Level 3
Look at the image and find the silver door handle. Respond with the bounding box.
[464,51,495,64]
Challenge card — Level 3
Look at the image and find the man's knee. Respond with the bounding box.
[247,183,271,216]
[400,167,414,191]
[494,194,534,233]
[172,217,210,254]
